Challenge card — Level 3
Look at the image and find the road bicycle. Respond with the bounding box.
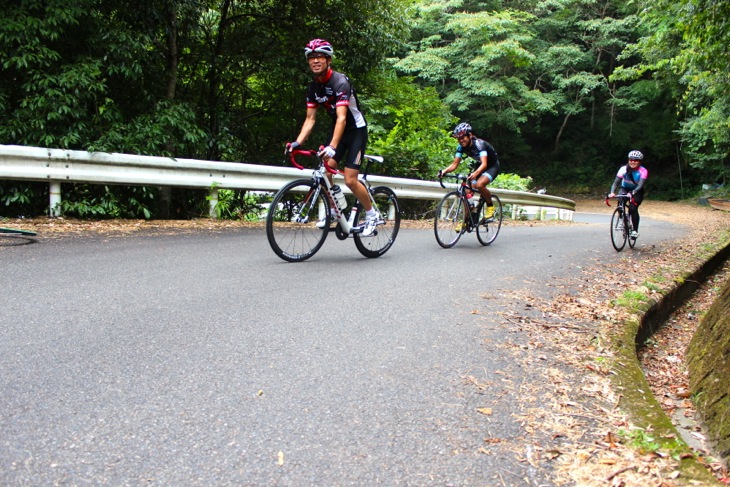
[434,174,503,248]
[605,193,637,251]
[266,148,401,262]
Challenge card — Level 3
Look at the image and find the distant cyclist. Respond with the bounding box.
[285,38,380,236]
[438,122,500,225]
[608,150,649,238]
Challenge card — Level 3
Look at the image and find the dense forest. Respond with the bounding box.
[1,0,728,218]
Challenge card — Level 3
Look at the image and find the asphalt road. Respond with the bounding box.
[0,213,677,486]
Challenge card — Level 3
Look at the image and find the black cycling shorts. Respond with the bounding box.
[470,159,500,183]
[331,127,368,170]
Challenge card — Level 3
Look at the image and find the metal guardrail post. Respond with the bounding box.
[208,188,218,218]
[49,181,62,217]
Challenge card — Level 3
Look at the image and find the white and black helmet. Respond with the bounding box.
[628,150,644,160]
[452,122,472,138]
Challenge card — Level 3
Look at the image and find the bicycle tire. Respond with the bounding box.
[266,179,330,262]
[434,191,466,248]
[353,186,401,258]
[627,214,637,248]
[476,194,503,246]
[610,207,627,251]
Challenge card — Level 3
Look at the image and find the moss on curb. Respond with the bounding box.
[604,238,730,484]
[687,278,730,467]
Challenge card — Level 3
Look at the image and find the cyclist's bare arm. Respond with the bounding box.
[294,107,318,146]
[327,105,347,152]
[440,157,461,176]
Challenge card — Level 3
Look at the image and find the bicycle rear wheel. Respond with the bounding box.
[610,208,627,251]
[434,191,466,248]
[266,179,330,262]
[353,186,401,258]
[476,195,503,246]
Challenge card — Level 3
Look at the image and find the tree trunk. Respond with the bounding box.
[554,112,571,153]
[158,2,179,219]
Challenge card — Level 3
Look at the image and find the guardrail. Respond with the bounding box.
[0,144,575,219]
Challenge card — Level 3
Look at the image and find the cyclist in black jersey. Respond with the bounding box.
[285,39,379,236]
[438,122,501,223]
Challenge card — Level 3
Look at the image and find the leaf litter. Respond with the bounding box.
[473,199,730,486]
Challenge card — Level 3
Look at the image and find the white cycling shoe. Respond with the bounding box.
[361,213,382,237]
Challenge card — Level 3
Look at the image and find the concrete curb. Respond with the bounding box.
[610,238,730,484]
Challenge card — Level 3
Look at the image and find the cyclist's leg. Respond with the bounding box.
[630,192,644,231]
[341,128,372,212]
[344,167,371,211]
[475,163,498,198]
[472,174,492,202]
[474,166,498,218]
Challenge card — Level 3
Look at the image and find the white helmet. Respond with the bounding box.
[628,150,644,160]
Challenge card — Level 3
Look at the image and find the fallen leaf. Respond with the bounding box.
[477,407,493,416]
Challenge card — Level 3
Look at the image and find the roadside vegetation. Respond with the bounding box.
[1,0,728,219]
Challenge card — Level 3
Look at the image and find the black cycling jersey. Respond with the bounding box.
[306,69,367,131]
[455,137,499,171]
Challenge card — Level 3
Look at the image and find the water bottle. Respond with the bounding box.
[332,185,347,210]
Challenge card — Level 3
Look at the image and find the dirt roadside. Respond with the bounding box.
[485,198,730,486]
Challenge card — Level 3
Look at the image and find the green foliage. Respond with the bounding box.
[87,100,206,157]
[0,182,47,217]
[2,0,728,216]
[363,69,457,178]
[395,3,545,137]
[60,185,155,219]
[1,184,33,207]
[616,0,730,182]
[616,289,649,310]
[617,428,661,454]
[491,173,533,192]
[210,188,268,221]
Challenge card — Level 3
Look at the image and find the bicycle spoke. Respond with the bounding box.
[353,186,401,258]
[610,207,627,251]
[266,180,329,262]
[477,194,503,246]
[434,192,466,248]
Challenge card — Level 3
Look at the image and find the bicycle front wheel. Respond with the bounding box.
[610,208,627,251]
[266,179,330,262]
[353,186,401,258]
[628,215,637,249]
[477,194,503,246]
[434,191,467,248]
